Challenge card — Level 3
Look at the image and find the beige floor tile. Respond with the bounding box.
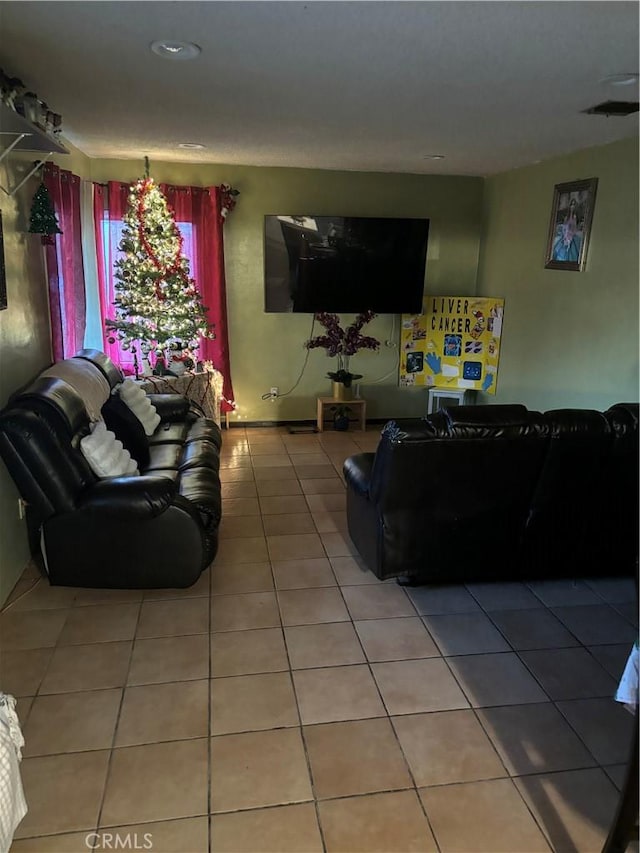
[219,497,261,517]
[405,585,481,615]
[211,671,299,734]
[73,588,143,606]
[304,493,346,512]
[211,592,281,632]
[420,778,551,853]
[551,604,637,646]
[293,664,386,724]
[215,536,269,564]
[248,438,287,453]
[447,652,548,706]
[372,659,469,715]
[488,607,580,650]
[255,478,303,496]
[272,557,336,590]
[319,531,358,557]
[292,453,330,467]
[219,455,253,468]
[136,597,209,638]
[40,641,132,694]
[355,617,440,661]
[0,608,69,649]
[305,717,413,798]
[393,709,506,787]
[211,562,274,595]
[116,679,209,746]
[221,480,257,498]
[285,622,366,669]
[259,494,310,515]
[5,581,77,612]
[0,647,53,696]
[10,832,92,852]
[583,576,637,603]
[57,603,139,645]
[128,635,209,685]
[477,702,597,775]
[212,803,322,853]
[253,466,298,481]
[283,435,323,451]
[588,643,633,679]
[603,764,628,790]
[142,568,211,600]
[219,467,255,482]
[211,626,288,676]
[15,695,34,723]
[101,739,208,826]
[518,647,617,700]
[330,556,380,585]
[23,688,122,756]
[300,478,345,495]
[514,768,619,853]
[342,585,415,620]
[294,464,337,480]
[93,818,208,853]
[318,790,437,853]
[555,697,636,764]
[262,512,316,535]
[218,514,265,538]
[15,751,110,838]
[465,581,543,610]
[423,612,511,656]
[267,533,326,561]
[210,728,313,812]
[252,454,292,468]
[526,579,600,607]
[278,587,349,626]
[312,511,348,534]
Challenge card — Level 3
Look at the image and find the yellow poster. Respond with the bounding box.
[400,296,504,395]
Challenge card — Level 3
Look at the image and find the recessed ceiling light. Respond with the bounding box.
[178,142,206,150]
[599,73,639,87]
[423,154,445,160]
[150,40,201,60]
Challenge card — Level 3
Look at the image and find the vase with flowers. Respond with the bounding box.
[306,311,379,400]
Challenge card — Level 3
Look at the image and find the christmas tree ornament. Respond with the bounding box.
[28,182,62,245]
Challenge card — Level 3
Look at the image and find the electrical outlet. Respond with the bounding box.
[18,498,26,520]
[270,387,279,398]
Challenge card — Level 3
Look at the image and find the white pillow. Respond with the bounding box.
[81,420,139,478]
[118,379,161,436]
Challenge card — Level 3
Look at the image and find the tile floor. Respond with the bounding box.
[1,424,638,853]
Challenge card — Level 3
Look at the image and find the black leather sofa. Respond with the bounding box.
[344,403,638,584]
[0,350,222,589]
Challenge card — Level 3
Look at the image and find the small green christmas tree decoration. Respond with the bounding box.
[28,182,62,245]
[105,159,215,364]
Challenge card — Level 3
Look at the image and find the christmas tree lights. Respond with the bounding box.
[106,162,214,365]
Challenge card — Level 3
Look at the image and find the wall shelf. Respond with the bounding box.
[0,102,68,196]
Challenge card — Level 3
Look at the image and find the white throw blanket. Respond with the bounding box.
[42,359,111,422]
[0,693,27,853]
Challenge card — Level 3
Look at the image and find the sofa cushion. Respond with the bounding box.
[80,421,139,478]
[118,380,161,436]
[102,394,151,469]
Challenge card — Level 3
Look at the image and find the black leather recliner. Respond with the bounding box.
[344,403,638,584]
[0,351,222,589]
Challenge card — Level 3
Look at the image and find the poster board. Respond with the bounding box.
[400,295,504,395]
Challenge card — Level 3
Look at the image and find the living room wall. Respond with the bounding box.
[476,136,639,411]
[89,160,484,423]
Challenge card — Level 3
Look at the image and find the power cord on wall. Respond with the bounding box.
[364,314,402,384]
[261,314,316,401]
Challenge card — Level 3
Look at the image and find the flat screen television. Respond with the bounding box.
[264,215,429,313]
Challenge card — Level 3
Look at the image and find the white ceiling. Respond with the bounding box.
[0,1,638,176]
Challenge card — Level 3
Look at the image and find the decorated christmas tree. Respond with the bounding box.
[28,182,62,244]
[105,160,214,364]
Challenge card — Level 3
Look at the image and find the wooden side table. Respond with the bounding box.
[316,397,366,432]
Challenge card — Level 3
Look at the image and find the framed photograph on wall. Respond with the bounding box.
[0,211,6,310]
[544,177,598,271]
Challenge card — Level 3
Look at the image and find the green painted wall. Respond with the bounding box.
[90,160,484,423]
[476,137,639,411]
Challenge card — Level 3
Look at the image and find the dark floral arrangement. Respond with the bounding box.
[306,311,379,386]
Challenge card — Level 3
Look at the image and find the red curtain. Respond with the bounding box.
[94,181,235,410]
[43,164,85,361]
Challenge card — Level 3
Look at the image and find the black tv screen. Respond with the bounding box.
[264,215,429,313]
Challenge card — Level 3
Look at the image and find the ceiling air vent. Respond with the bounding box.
[582,100,639,116]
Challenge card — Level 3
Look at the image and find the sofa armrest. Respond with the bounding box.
[344,453,375,498]
[146,394,191,422]
[78,475,177,520]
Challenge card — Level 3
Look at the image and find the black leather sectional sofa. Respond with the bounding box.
[344,403,638,584]
[0,350,222,589]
